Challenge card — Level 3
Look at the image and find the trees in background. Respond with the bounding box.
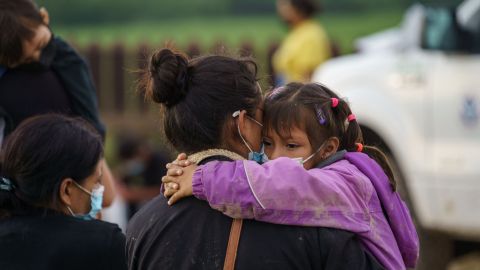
[43,0,414,25]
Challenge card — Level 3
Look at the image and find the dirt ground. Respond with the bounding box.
[448,253,480,270]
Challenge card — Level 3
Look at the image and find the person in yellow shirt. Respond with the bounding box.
[273,0,331,85]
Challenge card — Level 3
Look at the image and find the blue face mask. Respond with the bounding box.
[248,143,269,164]
[233,110,269,164]
[68,182,104,221]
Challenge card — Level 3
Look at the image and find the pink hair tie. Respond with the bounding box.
[331,98,339,108]
[356,143,364,152]
[347,114,356,122]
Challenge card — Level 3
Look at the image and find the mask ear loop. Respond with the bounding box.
[247,116,263,127]
[72,181,93,196]
[302,147,322,164]
[68,181,93,216]
[303,137,334,164]
[66,206,76,217]
[234,110,263,127]
[233,110,255,153]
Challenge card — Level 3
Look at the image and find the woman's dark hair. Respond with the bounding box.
[139,48,262,154]
[0,0,43,66]
[264,82,396,190]
[287,0,321,18]
[0,114,103,218]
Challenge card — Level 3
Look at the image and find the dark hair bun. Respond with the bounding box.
[148,48,189,107]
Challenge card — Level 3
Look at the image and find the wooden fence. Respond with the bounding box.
[79,41,277,117]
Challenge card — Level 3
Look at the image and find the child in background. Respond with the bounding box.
[162,83,419,270]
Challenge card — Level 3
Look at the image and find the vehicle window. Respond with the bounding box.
[423,7,464,51]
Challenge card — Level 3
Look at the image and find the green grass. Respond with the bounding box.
[54,9,404,54]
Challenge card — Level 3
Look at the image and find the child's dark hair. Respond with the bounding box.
[264,82,396,190]
[0,114,103,218]
[0,0,43,66]
[139,48,262,154]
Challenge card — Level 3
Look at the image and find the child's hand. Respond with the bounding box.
[162,153,190,195]
[162,153,197,205]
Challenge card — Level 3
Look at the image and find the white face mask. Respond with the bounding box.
[291,150,320,165]
[291,139,330,165]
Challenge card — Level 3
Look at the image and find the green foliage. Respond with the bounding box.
[41,0,230,25]
[54,10,404,54]
[40,0,410,25]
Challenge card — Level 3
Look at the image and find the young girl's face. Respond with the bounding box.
[262,126,318,169]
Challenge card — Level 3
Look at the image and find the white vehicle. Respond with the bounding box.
[313,1,480,269]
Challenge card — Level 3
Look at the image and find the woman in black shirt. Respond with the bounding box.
[0,114,127,270]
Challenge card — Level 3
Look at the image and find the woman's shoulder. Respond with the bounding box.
[62,219,125,257]
[1,213,126,270]
[296,20,328,37]
[1,213,124,249]
[61,215,124,238]
[2,212,121,238]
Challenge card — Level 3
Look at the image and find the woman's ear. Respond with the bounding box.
[236,110,248,134]
[321,137,340,159]
[39,7,50,26]
[59,178,74,207]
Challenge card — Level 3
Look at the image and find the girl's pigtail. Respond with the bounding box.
[336,98,397,191]
[362,146,397,191]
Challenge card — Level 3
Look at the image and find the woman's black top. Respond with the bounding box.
[0,209,127,270]
[0,69,72,135]
[126,156,384,270]
[0,37,105,139]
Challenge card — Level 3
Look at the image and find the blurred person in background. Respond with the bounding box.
[0,115,127,270]
[273,0,331,85]
[115,134,169,219]
[0,0,115,208]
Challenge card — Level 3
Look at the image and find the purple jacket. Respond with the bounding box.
[192,152,419,270]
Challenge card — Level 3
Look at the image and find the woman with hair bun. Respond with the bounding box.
[126,48,383,270]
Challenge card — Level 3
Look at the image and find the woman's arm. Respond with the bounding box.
[51,37,106,139]
[100,158,116,207]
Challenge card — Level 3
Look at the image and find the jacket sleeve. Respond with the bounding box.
[50,37,106,140]
[192,157,371,233]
